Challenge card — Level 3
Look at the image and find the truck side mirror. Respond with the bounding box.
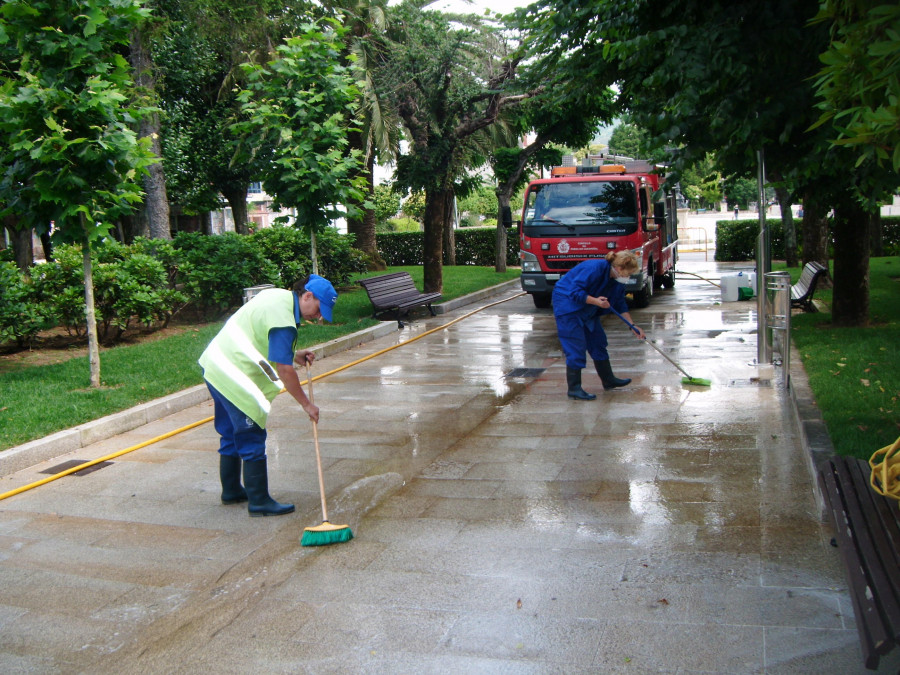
[502,206,513,228]
[654,202,666,223]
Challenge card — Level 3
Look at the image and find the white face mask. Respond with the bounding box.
[612,267,630,284]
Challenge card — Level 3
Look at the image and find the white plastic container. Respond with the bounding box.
[720,274,740,302]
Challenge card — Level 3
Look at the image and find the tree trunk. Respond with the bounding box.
[831,196,870,327]
[130,28,170,240]
[495,193,511,273]
[310,229,319,277]
[9,220,33,271]
[800,188,830,271]
[442,190,456,266]
[222,185,250,235]
[80,226,101,387]
[201,211,213,236]
[39,229,53,262]
[423,187,445,293]
[142,116,171,240]
[346,136,384,268]
[870,210,883,257]
[774,185,797,267]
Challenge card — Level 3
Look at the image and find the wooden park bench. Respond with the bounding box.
[818,455,900,670]
[359,272,442,328]
[790,261,828,312]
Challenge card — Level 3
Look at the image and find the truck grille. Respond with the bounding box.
[544,253,605,271]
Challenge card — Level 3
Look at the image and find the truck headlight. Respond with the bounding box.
[520,250,540,272]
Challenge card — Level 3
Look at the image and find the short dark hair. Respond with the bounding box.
[291,276,312,293]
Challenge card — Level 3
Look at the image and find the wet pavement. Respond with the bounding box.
[1,259,898,674]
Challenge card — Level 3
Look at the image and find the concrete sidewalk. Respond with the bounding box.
[1,262,896,674]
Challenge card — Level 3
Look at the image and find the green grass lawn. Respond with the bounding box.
[0,266,520,451]
[783,257,900,460]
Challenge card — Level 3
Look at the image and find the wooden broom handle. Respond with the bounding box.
[305,362,329,522]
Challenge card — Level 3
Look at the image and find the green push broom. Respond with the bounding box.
[608,306,711,387]
[300,362,353,547]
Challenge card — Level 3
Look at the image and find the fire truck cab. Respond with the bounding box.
[519,158,678,309]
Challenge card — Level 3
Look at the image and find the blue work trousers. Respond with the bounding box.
[555,312,610,369]
[206,382,267,462]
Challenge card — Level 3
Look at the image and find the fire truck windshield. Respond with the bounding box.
[523,181,638,236]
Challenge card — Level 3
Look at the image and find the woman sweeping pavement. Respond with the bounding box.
[198,275,338,516]
[552,251,645,400]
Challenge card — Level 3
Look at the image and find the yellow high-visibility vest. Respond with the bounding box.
[198,288,297,428]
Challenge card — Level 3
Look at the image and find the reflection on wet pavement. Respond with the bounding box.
[0,260,895,673]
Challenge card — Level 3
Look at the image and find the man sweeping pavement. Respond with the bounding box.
[198,274,337,517]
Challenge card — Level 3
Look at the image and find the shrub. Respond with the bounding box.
[377,227,520,267]
[29,243,187,340]
[377,230,426,265]
[130,237,182,286]
[715,219,786,261]
[174,232,280,315]
[29,244,86,333]
[92,254,187,339]
[0,261,54,348]
[304,227,367,287]
[714,215,900,261]
[250,226,312,288]
[881,216,900,255]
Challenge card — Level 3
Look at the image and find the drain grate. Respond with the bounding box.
[41,459,113,476]
[505,367,546,379]
[727,378,772,387]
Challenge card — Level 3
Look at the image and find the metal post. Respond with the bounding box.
[756,149,770,364]
[764,271,791,387]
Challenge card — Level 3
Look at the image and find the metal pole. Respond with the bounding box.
[756,149,770,364]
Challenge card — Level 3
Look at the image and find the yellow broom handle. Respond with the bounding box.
[305,362,329,522]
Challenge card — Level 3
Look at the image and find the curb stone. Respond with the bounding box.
[789,342,834,521]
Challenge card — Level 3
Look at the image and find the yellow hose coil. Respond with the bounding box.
[869,436,900,500]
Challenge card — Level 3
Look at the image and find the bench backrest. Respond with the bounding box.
[796,261,827,288]
[360,272,422,304]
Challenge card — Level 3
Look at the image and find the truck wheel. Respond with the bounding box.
[631,276,653,308]
[532,292,551,309]
[661,269,675,289]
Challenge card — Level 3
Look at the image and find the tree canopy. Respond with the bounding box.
[518,0,900,325]
[0,0,158,385]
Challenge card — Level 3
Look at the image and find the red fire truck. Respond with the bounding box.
[518,158,678,308]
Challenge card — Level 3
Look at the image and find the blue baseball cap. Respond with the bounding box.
[305,274,337,322]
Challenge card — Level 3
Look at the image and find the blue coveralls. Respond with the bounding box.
[552,258,628,369]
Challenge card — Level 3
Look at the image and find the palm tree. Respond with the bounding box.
[323,0,401,268]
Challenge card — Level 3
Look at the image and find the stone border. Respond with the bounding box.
[789,343,835,520]
[0,280,522,476]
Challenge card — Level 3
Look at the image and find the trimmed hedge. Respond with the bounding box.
[1,225,522,349]
[378,226,520,266]
[714,216,900,261]
[715,219,787,261]
[0,227,368,349]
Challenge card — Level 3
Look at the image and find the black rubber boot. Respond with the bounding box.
[243,459,295,517]
[595,359,631,390]
[219,455,247,505]
[566,366,597,400]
